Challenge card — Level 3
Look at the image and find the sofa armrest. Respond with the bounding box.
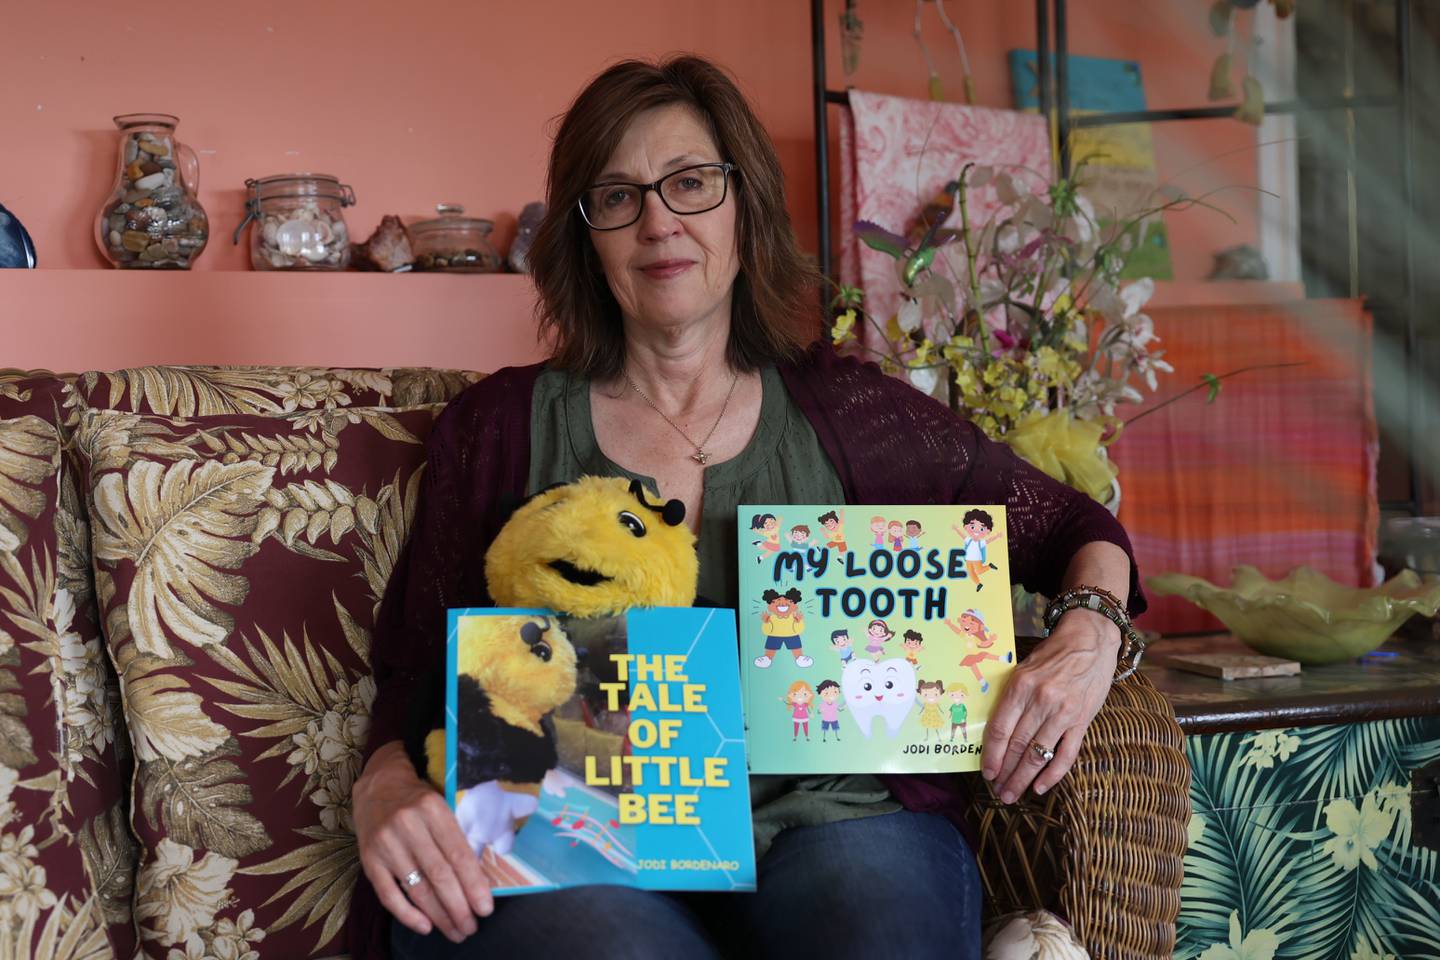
[965,659,1190,958]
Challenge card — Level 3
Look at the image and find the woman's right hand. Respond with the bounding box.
[353,740,494,943]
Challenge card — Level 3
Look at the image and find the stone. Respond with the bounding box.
[126,160,145,182]
[108,229,122,248]
[122,230,150,252]
[349,214,413,272]
[125,137,139,164]
[134,172,165,191]
[140,160,162,176]
[138,140,170,157]
[508,200,545,273]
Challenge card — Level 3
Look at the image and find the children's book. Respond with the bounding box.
[444,606,755,894]
[738,505,1016,774]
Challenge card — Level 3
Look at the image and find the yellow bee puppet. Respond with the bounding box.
[407,477,699,858]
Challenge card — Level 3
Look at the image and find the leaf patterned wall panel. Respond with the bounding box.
[1177,717,1440,960]
[76,404,444,959]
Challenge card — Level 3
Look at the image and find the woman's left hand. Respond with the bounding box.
[981,608,1121,803]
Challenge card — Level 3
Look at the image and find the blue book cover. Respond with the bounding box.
[445,607,755,894]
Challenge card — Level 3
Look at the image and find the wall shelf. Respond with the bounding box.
[2,270,547,372]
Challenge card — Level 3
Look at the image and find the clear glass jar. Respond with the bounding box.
[94,113,209,269]
[410,203,503,273]
[234,174,356,270]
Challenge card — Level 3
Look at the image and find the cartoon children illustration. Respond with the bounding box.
[944,608,1013,693]
[952,509,1004,591]
[903,519,923,551]
[916,679,946,742]
[750,513,783,564]
[948,685,969,742]
[816,679,844,742]
[863,618,894,659]
[786,524,816,551]
[887,520,905,551]
[755,587,813,669]
[869,515,887,548]
[782,681,815,741]
[830,628,855,665]
[901,629,924,668]
[818,509,847,553]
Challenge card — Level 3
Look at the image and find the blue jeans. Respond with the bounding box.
[390,810,981,959]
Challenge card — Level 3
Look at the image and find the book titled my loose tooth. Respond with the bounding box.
[738,505,1017,774]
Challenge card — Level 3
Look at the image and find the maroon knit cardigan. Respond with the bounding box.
[347,342,1144,958]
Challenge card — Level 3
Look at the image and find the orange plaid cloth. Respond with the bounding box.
[1109,299,1378,634]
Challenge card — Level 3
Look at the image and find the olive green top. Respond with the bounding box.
[528,366,899,856]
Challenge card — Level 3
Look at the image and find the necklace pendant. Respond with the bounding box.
[691,451,709,465]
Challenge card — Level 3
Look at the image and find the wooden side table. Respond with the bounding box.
[1142,634,1440,960]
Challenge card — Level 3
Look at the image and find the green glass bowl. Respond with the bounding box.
[1146,566,1440,665]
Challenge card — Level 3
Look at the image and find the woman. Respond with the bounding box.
[351,56,1142,959]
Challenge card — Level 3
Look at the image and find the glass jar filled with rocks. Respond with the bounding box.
[234,174,356,270]
[409,203,503,273]
[94,113,209,268]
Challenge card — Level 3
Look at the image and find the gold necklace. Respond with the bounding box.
[624,369,740,465]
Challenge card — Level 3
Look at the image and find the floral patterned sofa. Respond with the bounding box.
[0,364,1189,960]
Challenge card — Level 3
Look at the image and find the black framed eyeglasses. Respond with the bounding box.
[577,162,737,231]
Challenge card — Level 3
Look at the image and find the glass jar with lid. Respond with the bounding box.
[410,203,503,273]
[233,174,356,270]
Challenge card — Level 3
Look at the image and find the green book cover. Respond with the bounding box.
[738,505,1016,774]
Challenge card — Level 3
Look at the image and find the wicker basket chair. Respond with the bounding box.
[964,641,1191,959]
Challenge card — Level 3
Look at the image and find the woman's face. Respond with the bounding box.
[587,104,740,339]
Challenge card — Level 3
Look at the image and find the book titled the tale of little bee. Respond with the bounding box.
[738,505,1016,774]
[445,607,755,895]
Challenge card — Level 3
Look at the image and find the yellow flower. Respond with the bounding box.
[982,362,1008,387]
[914,339,935,364]
[1321,794,1395,871]
[1034,346,1062,378]
[1239,729,1301,769]
[831,309,857,345]
[1198,910,1280,960]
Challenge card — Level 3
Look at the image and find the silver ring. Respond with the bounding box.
[403,869,424,888]
[1030,740,1056,763]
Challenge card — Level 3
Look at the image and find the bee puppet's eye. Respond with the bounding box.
[618,511,646,537]
[531,642,552,662]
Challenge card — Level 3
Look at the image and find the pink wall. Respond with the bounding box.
[2,0,1265,370]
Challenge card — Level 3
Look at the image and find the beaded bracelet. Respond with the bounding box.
[1043,585,1147,681]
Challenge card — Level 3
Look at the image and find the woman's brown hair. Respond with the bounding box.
[529,56,820,379]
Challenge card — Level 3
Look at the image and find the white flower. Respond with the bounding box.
[1198,910,1280,960]
[210,908,265,960]
[896,297,923,333]
[135,839,237,945]
[312,763,358,833]
[908,367,940,397]
[0,826,57,921]
[1321,794,1395,872]
[1374,781,1411,834]
[287,720,325,775]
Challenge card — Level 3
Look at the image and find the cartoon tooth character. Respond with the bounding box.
[840,657,918,738]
